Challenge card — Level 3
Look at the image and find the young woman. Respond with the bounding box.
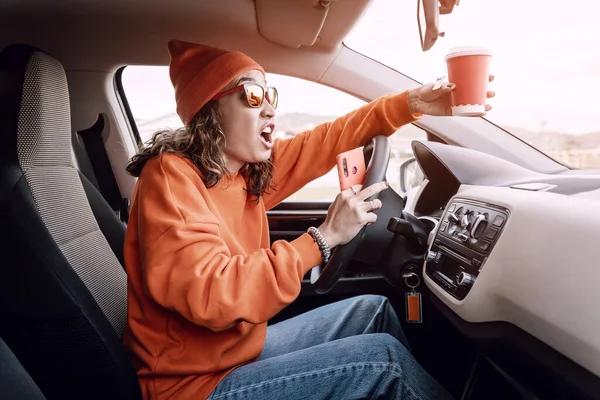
[123,39,494,400]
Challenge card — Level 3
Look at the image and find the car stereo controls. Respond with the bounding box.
[426,250,440,263]
[426,199,509,300]
[457,271,475,287]
[437,201,507,254]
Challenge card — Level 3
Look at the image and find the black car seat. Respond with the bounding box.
[0,43,142,399]
[0,336,47,400]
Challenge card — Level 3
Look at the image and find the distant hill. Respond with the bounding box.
[276,112,426,138]
[136,111,600,153]
[502,125,600,150]
[275,113,338,133]
[277,111,600,151]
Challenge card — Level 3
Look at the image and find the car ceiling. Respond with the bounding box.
[0,0,373,78]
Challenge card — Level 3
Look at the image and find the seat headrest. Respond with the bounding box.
[0,43,73,168]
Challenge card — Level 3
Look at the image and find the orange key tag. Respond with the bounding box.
[403,272,423,323]
[405,291,423,323]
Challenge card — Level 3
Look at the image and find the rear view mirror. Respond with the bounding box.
[417,0,459,51]
[400,158,425,193]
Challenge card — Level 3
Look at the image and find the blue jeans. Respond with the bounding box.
[207,295,453,400]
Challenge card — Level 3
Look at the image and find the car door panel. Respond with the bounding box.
[267,201,397,324]
[268,202,390,293]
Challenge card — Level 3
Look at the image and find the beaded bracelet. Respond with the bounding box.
[307,226,331,264]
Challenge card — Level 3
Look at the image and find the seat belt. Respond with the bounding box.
[77,113,130,224]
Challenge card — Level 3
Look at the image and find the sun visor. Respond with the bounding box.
[255,0,370,49]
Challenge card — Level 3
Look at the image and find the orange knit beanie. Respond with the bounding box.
[168,40,265,125]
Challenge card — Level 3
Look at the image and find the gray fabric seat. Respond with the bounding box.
[0,44,141,399]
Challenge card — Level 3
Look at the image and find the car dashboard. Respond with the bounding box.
[405,141,600,389]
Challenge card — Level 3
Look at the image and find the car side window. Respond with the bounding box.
[120,67,426,201]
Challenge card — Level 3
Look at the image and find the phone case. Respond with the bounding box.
[336,148,366,191]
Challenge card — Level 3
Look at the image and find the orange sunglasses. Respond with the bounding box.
[212,83,279,109]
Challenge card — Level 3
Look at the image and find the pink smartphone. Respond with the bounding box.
[336,148,366,191]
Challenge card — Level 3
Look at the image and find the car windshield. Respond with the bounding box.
[345,0,600,169]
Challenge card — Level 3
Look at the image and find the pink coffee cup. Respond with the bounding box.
[444,46,492,117]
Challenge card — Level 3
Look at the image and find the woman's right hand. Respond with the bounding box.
[318,181,389,248]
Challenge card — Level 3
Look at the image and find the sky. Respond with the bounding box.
[122,0,600,135]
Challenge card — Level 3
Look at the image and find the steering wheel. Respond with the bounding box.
[310,135,391,294]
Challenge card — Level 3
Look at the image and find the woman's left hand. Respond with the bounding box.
[408,75,495,116]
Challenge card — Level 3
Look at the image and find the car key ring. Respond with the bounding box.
[402,272,420,289]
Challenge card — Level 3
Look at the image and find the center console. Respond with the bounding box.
[425,199,509,300]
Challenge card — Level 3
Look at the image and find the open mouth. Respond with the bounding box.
[260,124,275,148]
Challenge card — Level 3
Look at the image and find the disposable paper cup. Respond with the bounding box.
[445,46,492,117]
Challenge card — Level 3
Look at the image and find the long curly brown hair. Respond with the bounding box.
[126,101,274,201]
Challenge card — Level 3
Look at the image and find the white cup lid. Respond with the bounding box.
[445,46,492,61]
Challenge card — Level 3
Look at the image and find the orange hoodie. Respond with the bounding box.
[123,90,420,399]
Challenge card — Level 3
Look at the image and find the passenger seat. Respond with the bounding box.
[0,44,141,399]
